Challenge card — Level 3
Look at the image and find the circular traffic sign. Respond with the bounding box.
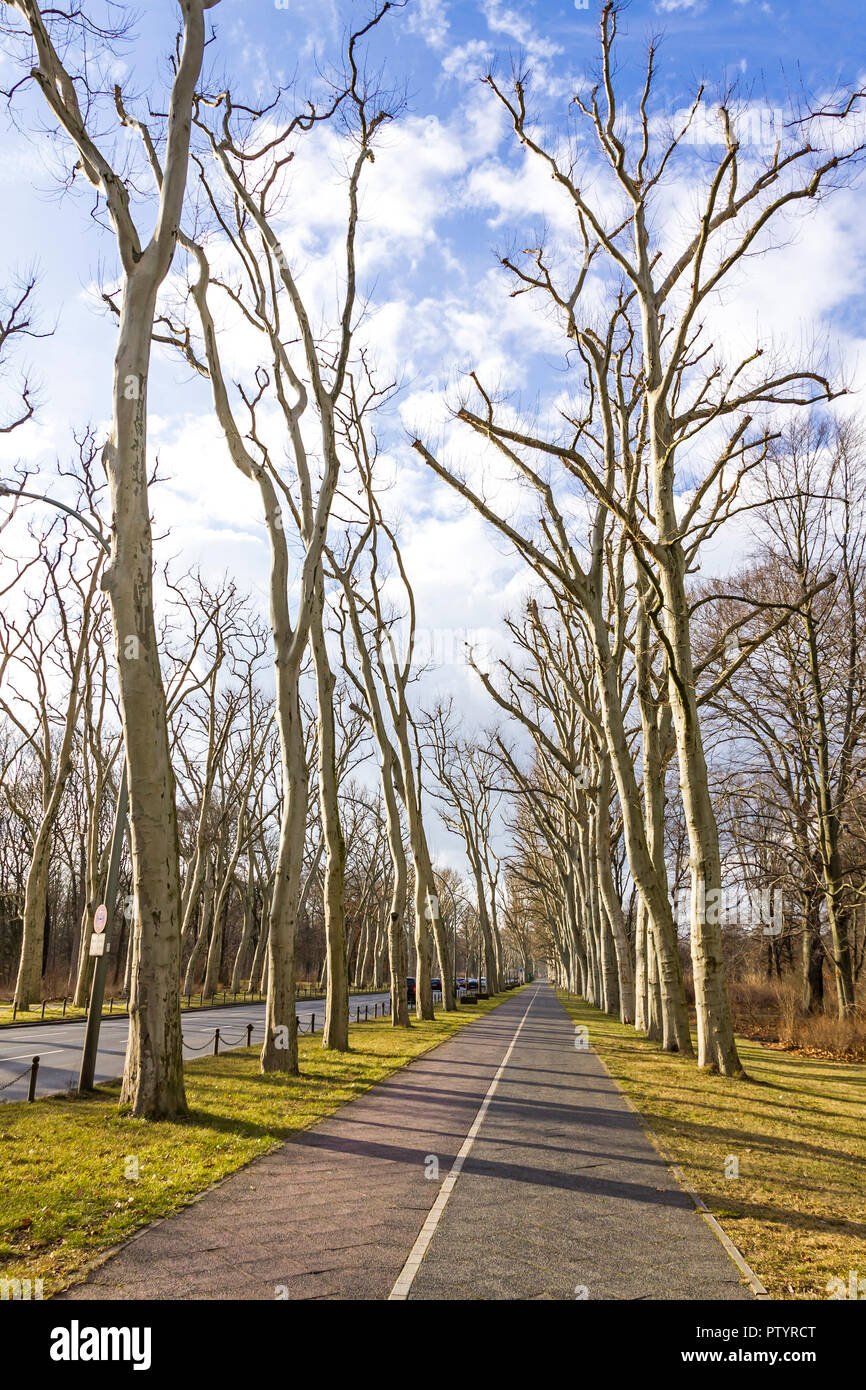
[93,904,108,935]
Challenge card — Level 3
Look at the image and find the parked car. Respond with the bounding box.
[406,976,416,1005]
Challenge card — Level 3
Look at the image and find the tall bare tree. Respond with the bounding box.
[2,0,221,1115]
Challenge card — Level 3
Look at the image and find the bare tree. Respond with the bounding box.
[2,0,221,1115]
[414,4,864,1072]
[0,492,104,1008]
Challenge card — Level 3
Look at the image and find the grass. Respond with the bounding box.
[0,990,517,1296]
[558,992,866,1301]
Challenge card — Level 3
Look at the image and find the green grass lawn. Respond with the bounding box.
[558,992,866,1301]
[0,991,518,1296]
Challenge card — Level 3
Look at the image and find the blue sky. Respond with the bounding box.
[1,0,864,865]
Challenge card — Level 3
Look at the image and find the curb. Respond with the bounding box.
[561,996,769,1299]
[615,1083,769,1298]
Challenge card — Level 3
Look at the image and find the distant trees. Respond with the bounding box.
[0,531,440,1020]
[701,419,866,1018]
[1,483,104,1008]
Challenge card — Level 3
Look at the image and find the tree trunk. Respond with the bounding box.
[311,592,349,1052]
[656,549,743,1076]
[183,861,214,997]
[249,883,271,994]
[591,593,692,1054]
[634,896,648,1033]
[802,889,825,1014]
[230,857,256,994]
[14,838,51,1010]
[594,756,635,1023]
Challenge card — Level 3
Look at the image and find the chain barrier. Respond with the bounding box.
[0,1065,32,1092]
[3,998,395,1099]
[0,1055,40,1101]
[180,998,393,1055]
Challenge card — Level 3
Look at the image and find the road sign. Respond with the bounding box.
[93,904,107,934]
[89,934,106,957]
[79,766,127,1093]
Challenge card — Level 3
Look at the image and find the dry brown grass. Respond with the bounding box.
[559,992,866,1300]
[684,969,866,1063]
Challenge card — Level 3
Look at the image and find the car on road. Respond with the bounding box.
[406,976,416,1005]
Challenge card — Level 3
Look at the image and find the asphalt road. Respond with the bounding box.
[0,991,390,1104]
[59,983,756,1301]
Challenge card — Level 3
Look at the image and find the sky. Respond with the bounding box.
[0,0,864,867]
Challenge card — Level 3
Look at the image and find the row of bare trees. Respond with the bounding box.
[409,4,865,1073]
[1,0,863,1120]
[0,520,519,1013]
[494,417,866,1044]
[0,463,522,993]
[0,0,514,1117]
[0,0,469,1117]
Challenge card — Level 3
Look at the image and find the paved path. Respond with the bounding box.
[0,992,390,1104]
[59,984,752,1301]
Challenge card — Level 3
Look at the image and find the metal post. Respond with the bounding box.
[246,1022,253,1047]
[28,1056,39,1102]
[214,1028,220,1056]
[78,763,128,1093]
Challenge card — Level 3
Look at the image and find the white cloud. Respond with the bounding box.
[407,0,450,50]
[441,37,495,82]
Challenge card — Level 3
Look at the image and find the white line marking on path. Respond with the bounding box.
[388,986,538,1301]
[1,1048,65,1063]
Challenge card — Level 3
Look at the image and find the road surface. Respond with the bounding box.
[0,991,390,1104]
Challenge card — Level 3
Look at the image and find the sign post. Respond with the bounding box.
[78,765,128,1093]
